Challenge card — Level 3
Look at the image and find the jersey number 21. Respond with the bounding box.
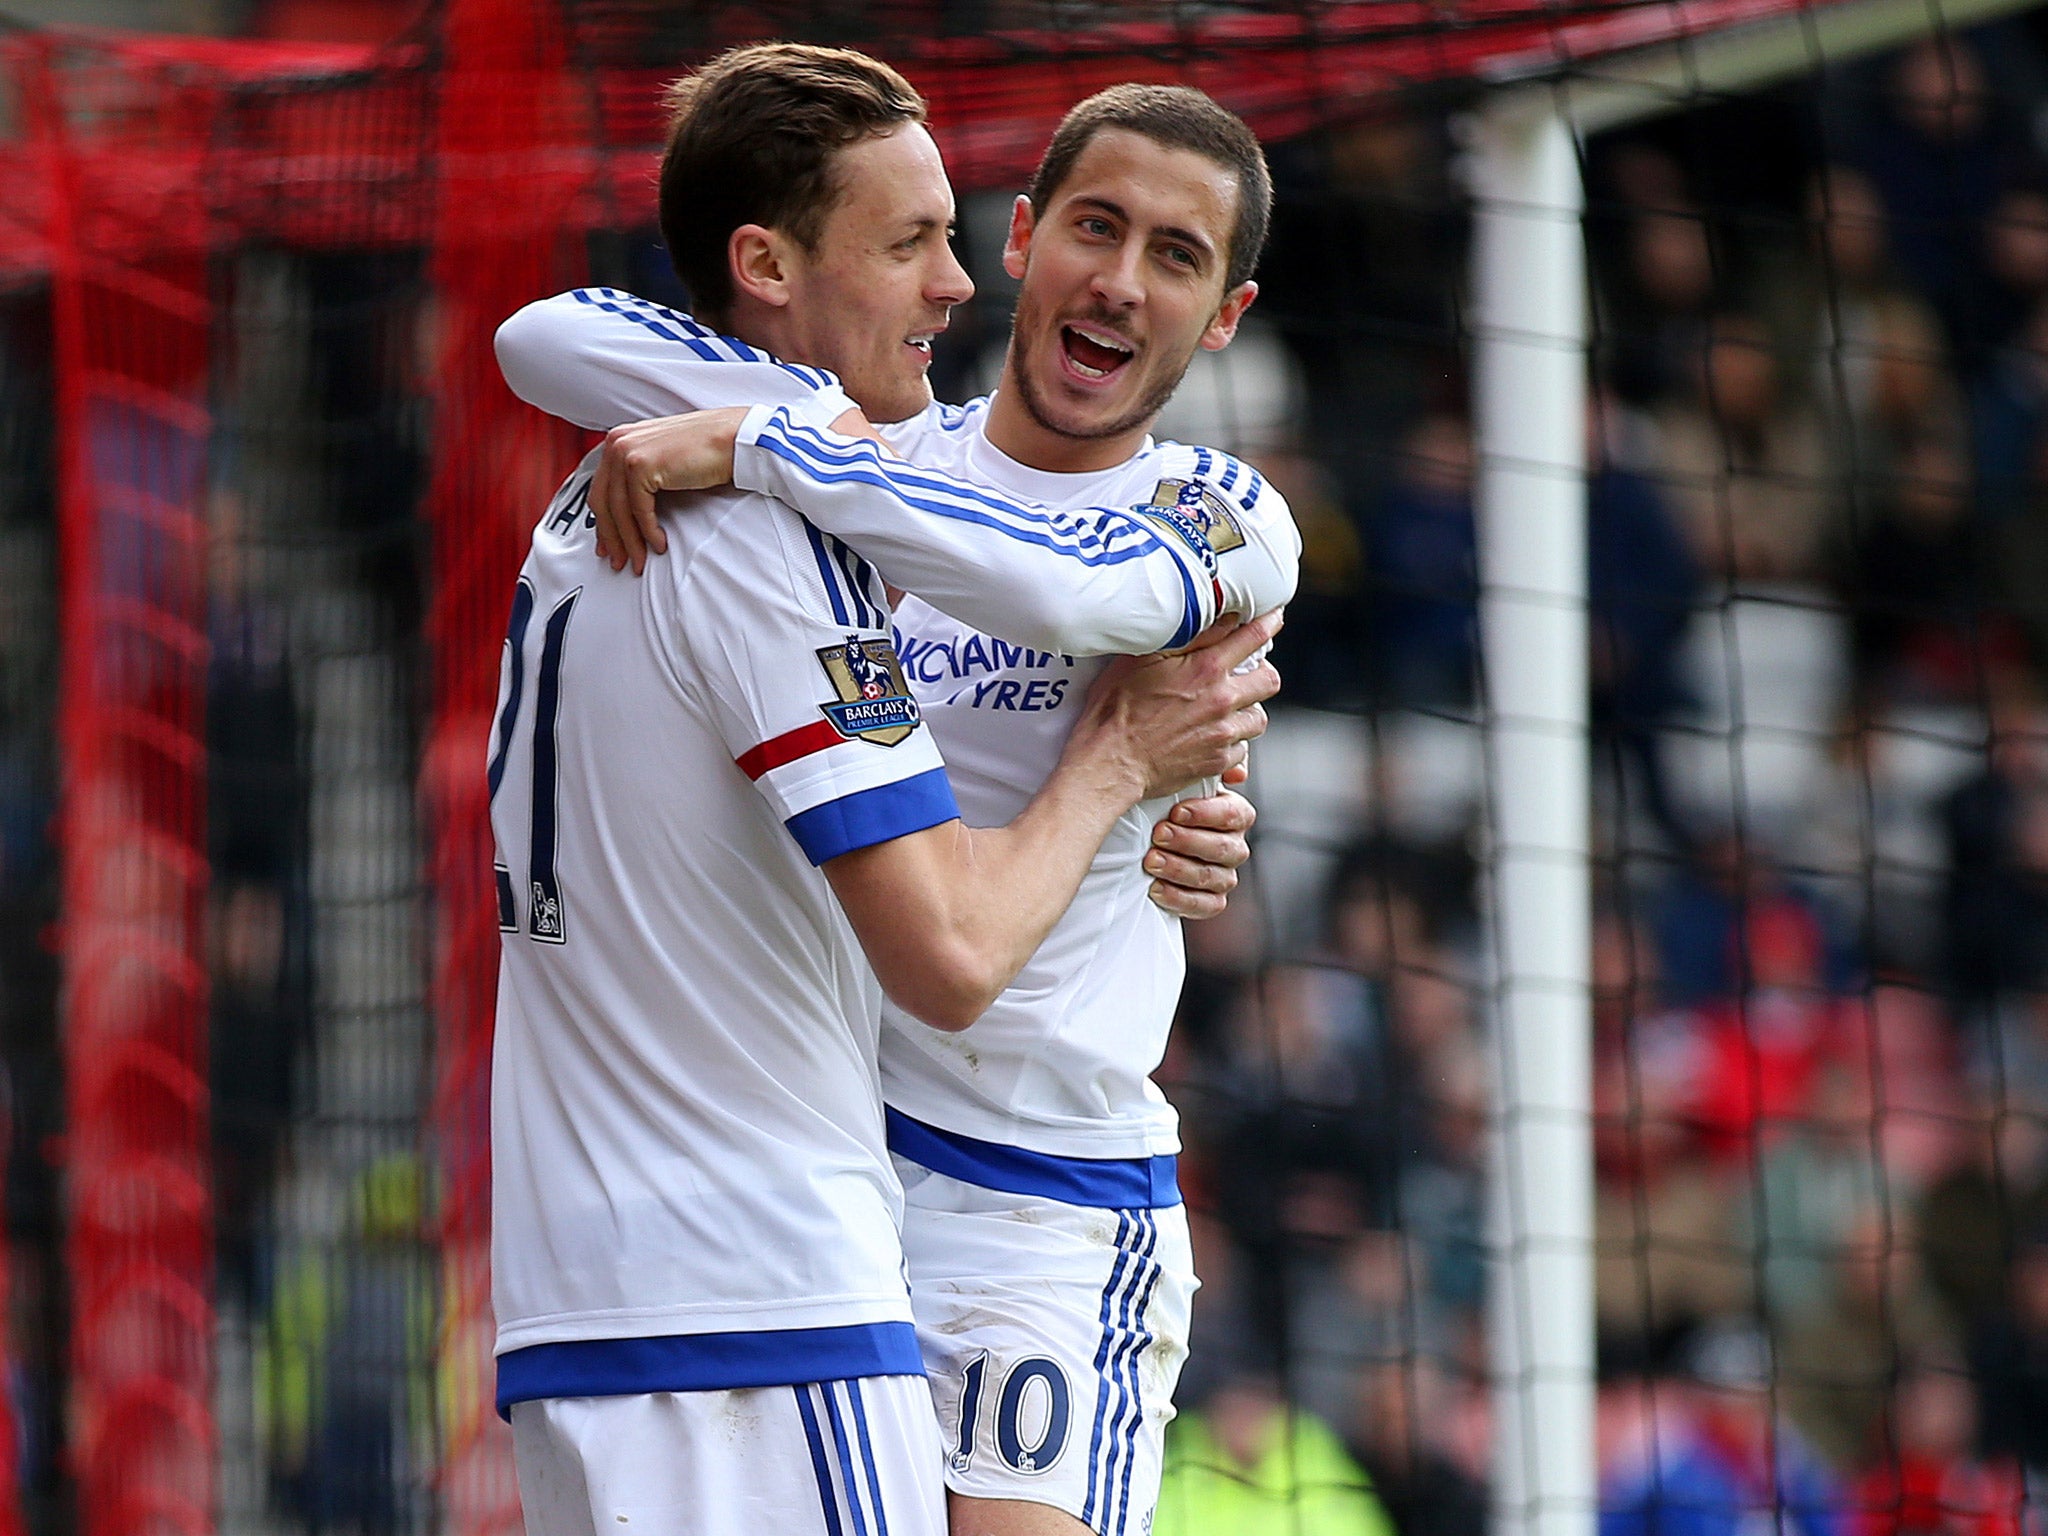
[488,575,581,944]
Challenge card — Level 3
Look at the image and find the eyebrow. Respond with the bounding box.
[1071,195,1216,262]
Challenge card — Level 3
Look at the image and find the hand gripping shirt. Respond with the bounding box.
[496,289,1300,1190]
[488,455,954,1411]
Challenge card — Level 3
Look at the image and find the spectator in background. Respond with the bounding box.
[1347,1360,1489,1536]
[1917,1094,2048,1337]
[1776,1206,1958,1466]
[1940,668,2048,1010]
[1979,183,2048,357]
[1200,962,1401,1352]
[1593,905,1758,1337]
[1972,299,2048,524]
[1832,428,2013,707]
[1846,1354,2027,1536]
[1590,396,1706,853]
[1851,35,2028,372]
[1652,832,1851,1007]
[1258,448,1371,710]
[1590,147,1722,405]
[1260,107,1465,512]
[1367,413,1478,708]
[1969,1220,2048,1470]
[1601,1321,1842,1536]
[1600,1352,1743,1536]
[1157,1367,1395,1536]
[1655,312,1831,583]
[1783,166,1960,493]
[207,488,308,1306]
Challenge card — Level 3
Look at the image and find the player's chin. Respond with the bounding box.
[869,373,934,424]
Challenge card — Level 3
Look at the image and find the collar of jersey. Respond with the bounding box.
[964,405,1156,503]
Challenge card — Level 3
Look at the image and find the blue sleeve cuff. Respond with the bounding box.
[786,767,960,866]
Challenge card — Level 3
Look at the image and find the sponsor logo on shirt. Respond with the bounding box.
[1135,477,1245,565]
[816,635,921,745]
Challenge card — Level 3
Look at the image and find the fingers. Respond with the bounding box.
[1206,607,1285,671]
[1151,823,1249,874]
[1147,879,1231,920]
[1164,790,1256,837]
[594,427,653,574]
[828,406,888,446]
[1145,836,1237,920]
[631,470,665,564]
[1223,660,1281,712]
[590,447,629,572]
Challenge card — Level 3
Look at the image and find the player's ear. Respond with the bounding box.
[1001,194,1035,282]
[730,224,795,309]
[1199,279,1258,352]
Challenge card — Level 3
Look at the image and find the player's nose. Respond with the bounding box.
[1090,245,1143,309]
[930,240,974,307]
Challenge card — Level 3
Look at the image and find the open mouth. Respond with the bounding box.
[1061,323,1135,381]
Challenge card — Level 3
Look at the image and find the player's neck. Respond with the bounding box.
[983,361,1152,476]
[720,295,804,369]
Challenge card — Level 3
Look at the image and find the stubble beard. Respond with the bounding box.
[1008,303,1191,445]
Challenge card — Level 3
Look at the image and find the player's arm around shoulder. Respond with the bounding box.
[825,613,1281,1032]
[494,286,855,436]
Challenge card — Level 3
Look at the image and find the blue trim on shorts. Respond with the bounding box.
[494,1320,924,1417]
[885,1108,1181,1209]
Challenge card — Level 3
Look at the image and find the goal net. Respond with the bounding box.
[3,0,2044,1533]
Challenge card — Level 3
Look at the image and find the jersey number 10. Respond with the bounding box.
[488,576,581,944]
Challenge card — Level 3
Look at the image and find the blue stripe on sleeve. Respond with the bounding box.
[567,289,843,390]
[767,417,1161,561]
[805,521,854,627]
[754,412,1207,648]
[1239,467,1264,513]
[828,535,879,629]
[785,768,959,866]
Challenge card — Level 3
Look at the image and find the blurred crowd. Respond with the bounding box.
[1149,23,2048,1536]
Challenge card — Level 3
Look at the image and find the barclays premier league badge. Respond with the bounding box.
[1137,477,1246,562]
[815,635,921,746]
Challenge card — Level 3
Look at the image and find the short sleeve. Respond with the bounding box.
[676,500,960,866]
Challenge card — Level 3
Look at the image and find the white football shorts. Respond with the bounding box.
[510,1376,948,1536]
[896,1157,1197,1536]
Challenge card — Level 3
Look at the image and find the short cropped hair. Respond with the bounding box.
[1026,85,1273,291]
[658,43,926,317]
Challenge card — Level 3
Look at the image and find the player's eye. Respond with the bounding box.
[1078,216,1114,239]
[1163,244,1199,270]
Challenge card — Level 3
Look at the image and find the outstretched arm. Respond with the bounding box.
[496,290,1227,654]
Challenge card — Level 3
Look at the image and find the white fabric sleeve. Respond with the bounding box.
[674,502,959,867]
[1142,441,1302,622]
[494,287,854,433]
[733,405,1222,657]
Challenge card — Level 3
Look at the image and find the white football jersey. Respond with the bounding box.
[488,450,956,1409]
[496,290,1299,1189]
